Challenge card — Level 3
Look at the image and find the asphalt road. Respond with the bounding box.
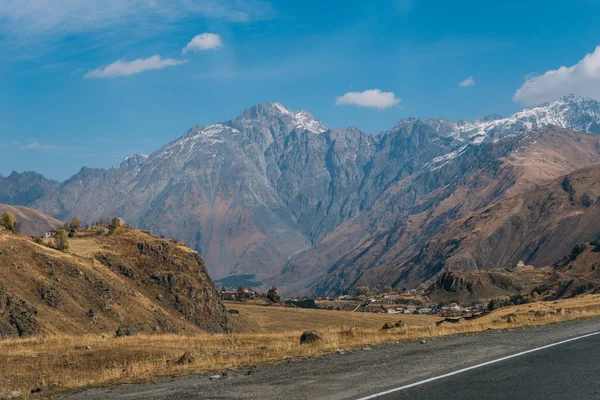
[366,332,600,400]
[63,318,600,400]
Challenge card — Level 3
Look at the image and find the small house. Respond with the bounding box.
[219,291,237,301]
[112,218,125,227]
[44,230,57,239]
[403,305,416,314]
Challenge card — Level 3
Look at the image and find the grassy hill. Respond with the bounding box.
[0,203,62,237]
[0,226,228,338]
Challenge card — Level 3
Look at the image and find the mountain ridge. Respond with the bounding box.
[4,95,600,293]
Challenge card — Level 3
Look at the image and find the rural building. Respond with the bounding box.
[112,218,125,227]
[218,291,237,301]
[403,305,416,314]
[44,230,57,239]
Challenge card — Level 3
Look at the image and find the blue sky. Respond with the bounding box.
[2,0,600,180]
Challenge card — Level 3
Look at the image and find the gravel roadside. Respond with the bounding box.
[62,318,600,400]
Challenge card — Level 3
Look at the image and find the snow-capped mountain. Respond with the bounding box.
[414,94,600,142]
[5,95,600,294]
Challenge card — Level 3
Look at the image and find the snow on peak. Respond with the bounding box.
[425,95,600,141]
[267,102,327,133]
[292,109,327,134]
[237,102,328,134]
[272,102,292,115]
[198,123,228,136]
[113,153,149,173]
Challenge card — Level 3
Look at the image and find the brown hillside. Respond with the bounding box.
[0,227,228,338]
[0,204,62,237]
[426,242,600,304]
[395,162,600,288]
[426,268,552,304]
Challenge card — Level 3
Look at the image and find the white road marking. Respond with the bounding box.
[355,330,600,400]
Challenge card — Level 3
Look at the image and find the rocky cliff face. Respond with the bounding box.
[5,95,600,293]
[283,126,600,295]
[0,226,228,337]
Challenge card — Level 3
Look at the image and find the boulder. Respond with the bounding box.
[116,326,137,337]
[381,321,406,330]
[505,314,518,323]
[300,330,322,344]
[176,351,196,365]
[31,384,57,394]
[1,392,22,399]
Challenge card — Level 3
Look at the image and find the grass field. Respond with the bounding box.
[225,302,438,333]
[2,295,600,398]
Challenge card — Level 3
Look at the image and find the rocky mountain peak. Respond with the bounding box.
[115,154,148,171]
[231,102,327,135]
[478,114,503,122]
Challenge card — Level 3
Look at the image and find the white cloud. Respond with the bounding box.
[84,56,187,79]
[335,89,401,109]
[0,0,272,38]
[24,142,40,149]
[514,46,600,105]
[182,33,223,54]
[459,76,475,87]
[20,142,59,151]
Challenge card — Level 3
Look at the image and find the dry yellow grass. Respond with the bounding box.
[225,302,438,333]
[2,295,600,398]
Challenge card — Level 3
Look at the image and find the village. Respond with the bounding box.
[217,286,488,317]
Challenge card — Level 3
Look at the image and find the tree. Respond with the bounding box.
[237,285,245,300]
[266,286,282,303]
[65,217,80,237]
[54,227,69,251]
[355,286,370,296]
[70,217,81,230]
[384,285,393,294]
[1,212,16,232]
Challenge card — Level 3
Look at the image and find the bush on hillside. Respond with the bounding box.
[54,227,69,251]
[1,212,16,232]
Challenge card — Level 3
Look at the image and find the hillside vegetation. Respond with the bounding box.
[0,226,228,338]
[0,204,62,237]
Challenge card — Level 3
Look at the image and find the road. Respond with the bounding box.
[63,318,600,400]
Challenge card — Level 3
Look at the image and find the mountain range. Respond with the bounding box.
[4,94,600,295]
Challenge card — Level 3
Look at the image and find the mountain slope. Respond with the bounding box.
[426,240,600,304]
[0,204,62,236]
[295,127,600,295]
[391,162,600,290]
[0,171,58,205]
[0,226,228,338]
[4,95,600,291]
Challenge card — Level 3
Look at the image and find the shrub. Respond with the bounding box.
[285,298,317,309]
[488,293,534,311]
[355,286,371,296]
[266,287,282,303]
[54,227,69,251]
[570,244,587,261]
[1,212,16,232]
